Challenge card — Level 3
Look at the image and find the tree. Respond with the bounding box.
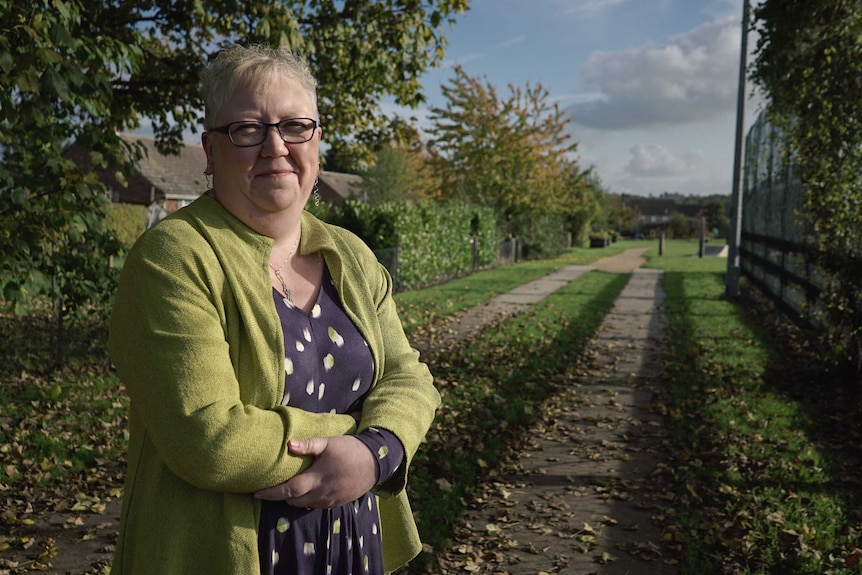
[751,0,862,372]
[0,0,468,339]
[361,142,432,204]
[667,212,694,239]
[702,199,729,235]
[561,168,604,246]
[425,66,591,241]
[605,194,641,238]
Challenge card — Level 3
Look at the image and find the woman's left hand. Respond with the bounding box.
[254,435,378,508]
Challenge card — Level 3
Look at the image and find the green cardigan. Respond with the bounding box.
[108,196,439,574]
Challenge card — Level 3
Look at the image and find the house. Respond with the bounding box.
[625,197,677,226]
[621,197,705,227]
[65,134,207,213]
[317,170,363,204]
[68,133,363,213]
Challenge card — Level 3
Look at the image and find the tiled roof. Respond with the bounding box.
[318,170,363,202]
[119,134,207,200]
[70,133,363,207]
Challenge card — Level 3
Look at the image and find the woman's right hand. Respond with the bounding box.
[254,435,377,508]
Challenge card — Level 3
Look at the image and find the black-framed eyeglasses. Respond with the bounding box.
[209,118,318,147]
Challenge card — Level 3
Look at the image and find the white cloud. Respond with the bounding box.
[496,35,527,49]
[567,15,741,130]
[560,0,628,16]
[624,143,706,177]
[440,35,526,69]
[441,51,485,69]
[609,138,731,196]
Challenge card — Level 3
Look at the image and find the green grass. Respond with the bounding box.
[651,246,862,574]
[394,240,646,333]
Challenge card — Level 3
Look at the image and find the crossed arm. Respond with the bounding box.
[254,435,378,508]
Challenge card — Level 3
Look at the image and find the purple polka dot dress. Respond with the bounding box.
[258,265,404,575]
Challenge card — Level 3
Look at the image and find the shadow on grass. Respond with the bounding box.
[740,287,862,516]
[662,270,862,574]
[0,311,110,378]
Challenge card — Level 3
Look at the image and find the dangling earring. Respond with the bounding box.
[313,176,321,207]
[203,169,213,194]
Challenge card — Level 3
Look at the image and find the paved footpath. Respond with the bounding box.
[432,248,680,574]
[414,248,650,358]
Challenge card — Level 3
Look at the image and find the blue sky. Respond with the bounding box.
[147,0,759,197]
[391,0,761,197]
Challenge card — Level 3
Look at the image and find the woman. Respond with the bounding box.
[108,43,439,575]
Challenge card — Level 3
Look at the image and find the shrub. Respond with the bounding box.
[326,200,497,290]
[106,203,146,248]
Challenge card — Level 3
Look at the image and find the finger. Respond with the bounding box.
[254,483,293,500]
[284,495,319,509]
[256,466,321,501]
[287,436,328,456]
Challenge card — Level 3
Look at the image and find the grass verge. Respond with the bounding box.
[656,249,862,574]
[394,240,644,334]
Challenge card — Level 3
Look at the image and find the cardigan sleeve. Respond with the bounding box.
[345,247,440,496]
[108,225,357,493]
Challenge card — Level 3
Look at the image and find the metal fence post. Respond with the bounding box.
[726,0,750,298]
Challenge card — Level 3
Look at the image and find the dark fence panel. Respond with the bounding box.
[741,111,812,327]
[741,110,862,331]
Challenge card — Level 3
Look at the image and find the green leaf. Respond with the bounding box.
[43,67,69,99]
[0,50,13,73]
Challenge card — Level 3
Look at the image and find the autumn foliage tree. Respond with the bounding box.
[604,194,642,238]
[425,66,596,253]
[360,121,437,204]
[0,0,468,343]
[751,0,862,372]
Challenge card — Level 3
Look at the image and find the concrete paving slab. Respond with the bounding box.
[433,249,678,575]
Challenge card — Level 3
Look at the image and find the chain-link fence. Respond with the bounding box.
[740,110,818,324]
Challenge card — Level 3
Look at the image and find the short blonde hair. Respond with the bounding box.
[199,44,318,130]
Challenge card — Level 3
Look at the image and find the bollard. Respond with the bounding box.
[658,233,665,256]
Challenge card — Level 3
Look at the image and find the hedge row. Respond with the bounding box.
[107,199,500,292]
[106,203,146,248]
[325,200,498,290]
[512,211,570,259]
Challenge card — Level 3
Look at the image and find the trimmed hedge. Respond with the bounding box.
[326,200,497,291]
[511,212,568,259]
[106,203,146,249]
[105,200,499,292]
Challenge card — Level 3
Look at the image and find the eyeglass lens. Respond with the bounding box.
[229,119,315,146]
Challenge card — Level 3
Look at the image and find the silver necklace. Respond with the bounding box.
[269,237,300,306]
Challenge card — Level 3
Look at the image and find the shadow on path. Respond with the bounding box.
[433,250,679,574]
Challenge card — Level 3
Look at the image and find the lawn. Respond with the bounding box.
[652,243,862,574]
